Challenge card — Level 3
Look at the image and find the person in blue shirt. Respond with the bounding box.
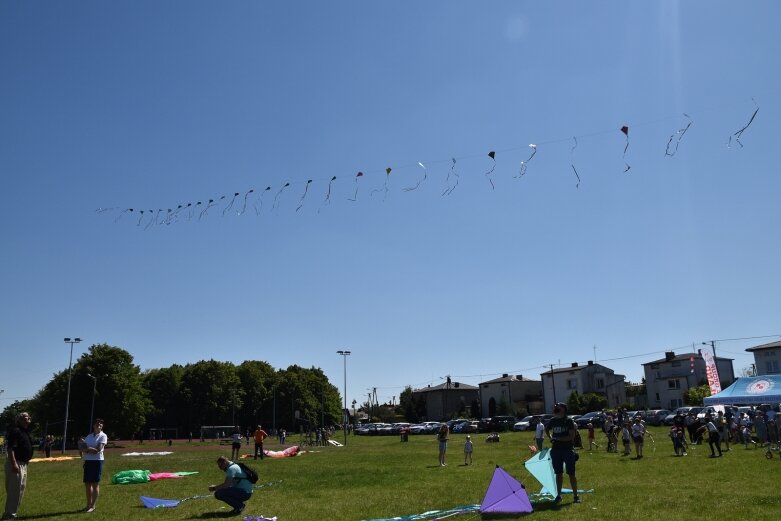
[209,456,253,515]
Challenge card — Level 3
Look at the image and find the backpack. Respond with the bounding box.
[236,462,259,484]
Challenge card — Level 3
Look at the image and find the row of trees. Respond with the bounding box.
[1,343,343,440]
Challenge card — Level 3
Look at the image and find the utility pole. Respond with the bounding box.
[62,337,82,454]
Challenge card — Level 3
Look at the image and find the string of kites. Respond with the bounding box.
[102,101,759,230]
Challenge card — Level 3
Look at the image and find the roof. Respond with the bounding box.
[642,353,733,365]
[481,374,540,385]
[703,375,781,405]
[745,340,781,352]
[540,362,614,375]
[413,381,479,393]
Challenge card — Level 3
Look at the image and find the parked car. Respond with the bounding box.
[513,415,540,432]
[575,411,605,429]
[390,423,411,434]
[478,416,517,433]
[408,423,427,435]
[663,406,697,426]
[646,409,671,426]
[462,421,480,433]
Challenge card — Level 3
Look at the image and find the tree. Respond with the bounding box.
[567,390,584,414]
[399,386,426,423]
[180,360,243,431]
[143,365,185,433]
[29,343,151,439]
[236,360,276,428]
[580,393,607,412]
[684,384,711,406]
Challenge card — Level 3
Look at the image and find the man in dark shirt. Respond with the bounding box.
[4,412,33,520]
[545,403,580,504]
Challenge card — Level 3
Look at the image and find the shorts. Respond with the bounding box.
[633,435,644,444]
[439,441,447,451]
[550,448,576,475]
[83,460,104,483]
[232,442,242,450]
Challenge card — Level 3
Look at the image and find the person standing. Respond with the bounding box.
[209,456,253,515]
[463,435,473,465]
[437,424,449,466]
[535,420,546,451]
[230,426,242,461]
[253,425,268,460]
[3,412,33,520]
[82,418,107,513]
[631,416,646,459]
[545,403,580,504]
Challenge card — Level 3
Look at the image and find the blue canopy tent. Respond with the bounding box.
[703,375,781,405]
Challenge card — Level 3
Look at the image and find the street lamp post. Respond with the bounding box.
[63,337,82,454]
[336,350,351,446]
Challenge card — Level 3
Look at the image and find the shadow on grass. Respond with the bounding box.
[187,511,240,519]
[19,509,85,519]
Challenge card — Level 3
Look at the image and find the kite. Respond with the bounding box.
[242,517,277,521]
[254,187,272,215]
[348,171,364,201]
[114,208,133,223]
[728,99,759,148]
[262,445,301,458]
[140,480,281,509]
[442,158,460,196]
[480,465,533,515]
[272,183,290,210]
[199,199,216,220]
[140,494,212,509]
[222,192,240,216]
[621,125,631,172]
[371,168,392,201]
[524,449,593,499]
[485,151,496,189]
[570,137,581,188]
[523,448,557,497]
[665,114,693,157]
[361,505,480,521]
[121,451,173,457]
[403,162,428,192]
[517,144,537,177]
[296,180,313,212]
[321,176,337,208]
[238,189,255,215]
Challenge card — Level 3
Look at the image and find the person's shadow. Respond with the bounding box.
[17,509,85,519]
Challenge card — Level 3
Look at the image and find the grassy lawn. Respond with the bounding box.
[3,428,779,520]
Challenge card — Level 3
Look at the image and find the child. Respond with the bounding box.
[587,423,599,450]
[669,426,683,456]
[464,435,473,465]
[622,422,632,456]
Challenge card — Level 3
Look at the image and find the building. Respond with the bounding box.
[412,380,479,421]
[540,361,626,412]
[479,374,543,417]
[745,340,781,375]
[643,351,735,410]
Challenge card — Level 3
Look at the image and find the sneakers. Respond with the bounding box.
[554,495,562,504]
[229,504,245,516]
[573,496,582,504]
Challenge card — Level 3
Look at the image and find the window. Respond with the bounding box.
[766,360,780,374]
[671,361,681,367]
[655,393,660,401]
[596,378,605,389]
[567,379,578,390]
[670,398,683,408]
[668,379,680,390]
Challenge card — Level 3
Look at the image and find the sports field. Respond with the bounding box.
[3,427,778,520]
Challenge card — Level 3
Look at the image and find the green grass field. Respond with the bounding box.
[3,428,779,520]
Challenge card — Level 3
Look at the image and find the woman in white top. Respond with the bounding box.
[82,418,108,512]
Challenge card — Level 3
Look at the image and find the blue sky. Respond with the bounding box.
[1,1,779,411]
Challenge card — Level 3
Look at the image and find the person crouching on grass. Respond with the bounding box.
[209,456,253,516]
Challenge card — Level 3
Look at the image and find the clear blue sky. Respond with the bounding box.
[2,1,779,411]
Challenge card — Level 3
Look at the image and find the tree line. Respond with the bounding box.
[1,343,343,441]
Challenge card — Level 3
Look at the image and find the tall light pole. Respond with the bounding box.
[336,350,351,446]
[63,337,81,454]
